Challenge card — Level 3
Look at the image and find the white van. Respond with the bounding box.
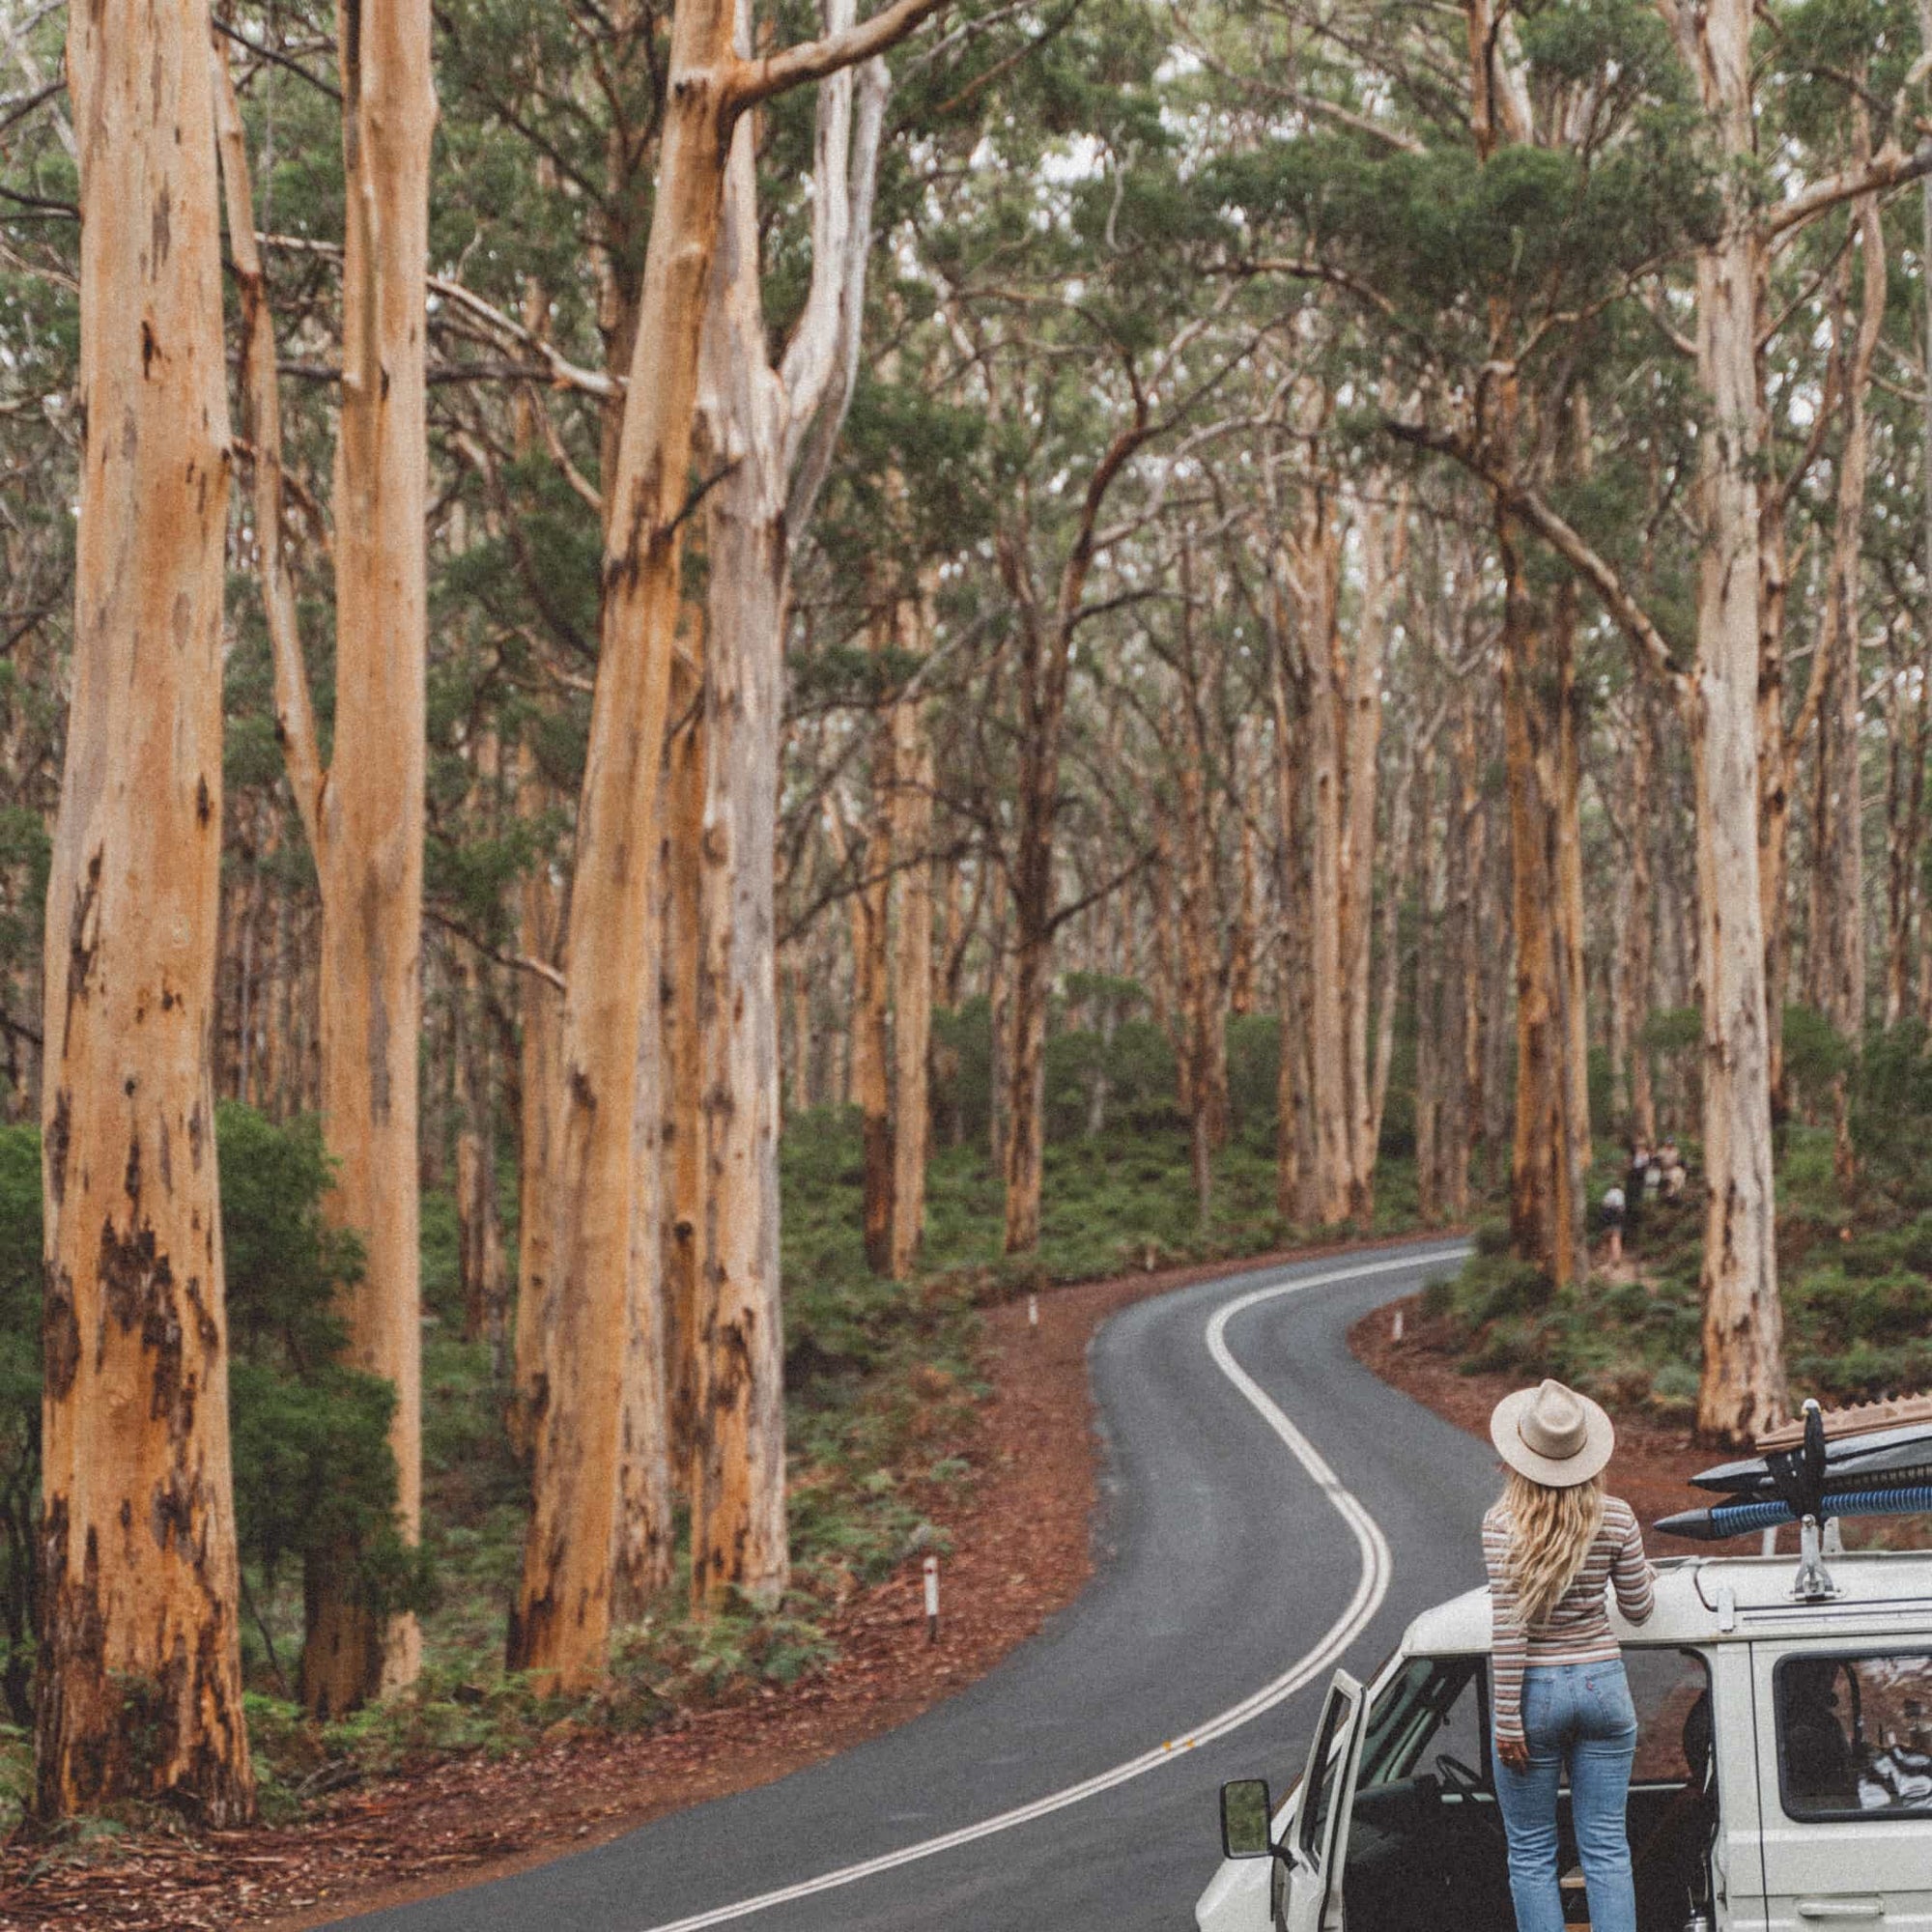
[1199,1548,1932,1932]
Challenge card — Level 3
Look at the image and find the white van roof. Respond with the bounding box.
[1403,1550,1932,1657]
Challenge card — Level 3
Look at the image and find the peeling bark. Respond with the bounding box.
[1676,0,1787,1441]
[41,0,253,1823]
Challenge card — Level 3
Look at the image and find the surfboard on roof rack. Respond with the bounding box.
[1657,1396,1932,1556]
[1755,1391,1932,1452]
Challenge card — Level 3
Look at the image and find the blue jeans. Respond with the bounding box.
[1492,1660,1638,1932]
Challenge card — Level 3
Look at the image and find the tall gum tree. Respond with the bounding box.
[512,0,948,1688]
[40,0,254,1822]
[686,12,886,1604]
[1667,0,1786,1440]
[213,6,437,1710]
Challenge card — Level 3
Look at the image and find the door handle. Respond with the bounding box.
[1797,1902,1885,1921]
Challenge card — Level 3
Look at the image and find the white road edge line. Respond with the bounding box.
[634,1241,1470,1932]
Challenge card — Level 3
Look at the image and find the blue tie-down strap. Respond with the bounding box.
[1658,1485,1932,1542]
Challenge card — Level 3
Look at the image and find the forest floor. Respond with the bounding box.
[0,1228,1442,1931]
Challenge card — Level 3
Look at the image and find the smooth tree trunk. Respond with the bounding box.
[1621,696,1659,1145]
[41,0,253,1820]
[514,0,922,1665]
[614,825,673,1619]
[510,0,746,1688]
[1679,0,1788,1440]
[1498,515,1588,1289]
[1371,726,1435,1155]
[889,659,935,1278]
[1301,500,1351,1224]
[852,714,895,1273]
[688,111,794,1604]
[454,966,506,1350]
[1806,172,1883,1183]
[1884,623,1929,1027]
[1806,177,1883,1048]
[1339,495,1405,1218]
[510,745,562,1459]
[662,660,705,1479]
[1178,753,1221,1223]
[215,14,435,1712]
[1175,535,1229,1211]
[301,0,436,1712]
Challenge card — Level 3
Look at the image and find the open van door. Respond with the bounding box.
[1282,1670,1370,1932]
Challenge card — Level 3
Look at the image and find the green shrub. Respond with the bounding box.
[0,1107,427,1725]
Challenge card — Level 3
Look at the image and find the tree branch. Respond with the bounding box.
[727,0,952,110]
[1766,138,1932,241]
[1386,415,1690,706]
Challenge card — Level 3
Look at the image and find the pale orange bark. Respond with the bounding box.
[614,797,672,1621]
[661,652,704,1493]
[40,0,253,1821]
[1884,629,1928,1028]
[1498,517,1587,1290]
[513,0,948,1689]
[1621,696,1659,1146]
[302,0,436,1712]
[1676,0,1787,1441]
[1299,489,1351,1225]
[1266,602,1311,1222]
[509,744,562,1460]
[217,6,434,1711]
[1806,150,1883,1080]
[853,666,895,1274]
[1338,494,1405,1218]
[1229,795,1258,1021]
[511,0,739,1687]
[889,641,935,1279]
[1175,535,1230,1202]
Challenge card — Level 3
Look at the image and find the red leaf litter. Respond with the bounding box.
[0,1235,1437,1931]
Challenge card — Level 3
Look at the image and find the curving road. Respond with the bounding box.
[339,1239,1490,1932]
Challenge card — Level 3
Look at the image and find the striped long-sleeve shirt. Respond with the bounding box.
[1483,1495,1656,1746]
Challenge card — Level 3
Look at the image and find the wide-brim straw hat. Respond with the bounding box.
[1491,1378,1615,1488]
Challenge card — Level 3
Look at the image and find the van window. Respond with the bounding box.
[1776,1652,1932,1820]
[1354,1655,1486,1788]
[1298,1685,1356,1866]
[1627,1647,1714,1787]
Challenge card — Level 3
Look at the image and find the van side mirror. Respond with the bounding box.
[1219,1777,1274,1860]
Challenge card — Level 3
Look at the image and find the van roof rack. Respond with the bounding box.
[1658,1399,1932,1599]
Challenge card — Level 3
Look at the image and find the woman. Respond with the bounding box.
[1485,1378,1656,1932]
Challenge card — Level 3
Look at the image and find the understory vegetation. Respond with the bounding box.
[1427,1018,1932,1426]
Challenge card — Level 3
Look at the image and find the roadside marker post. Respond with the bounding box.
[1028,1293,1039,1332]
[1392,1307,1404,1342]
[923,1555,940,1644]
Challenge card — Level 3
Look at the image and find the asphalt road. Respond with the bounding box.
[340,1238,1492,1932]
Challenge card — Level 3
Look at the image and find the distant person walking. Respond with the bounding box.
[1486,1379,1657,1932]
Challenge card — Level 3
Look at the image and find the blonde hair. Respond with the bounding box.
[1501,1470,1606,1627]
